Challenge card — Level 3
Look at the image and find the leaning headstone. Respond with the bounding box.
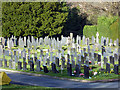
[43,65,49,73]
[51,62,58,73]
[114,64,118,74]
[67,62,72,76]
[84,65,89,78]
[106,63,110,73]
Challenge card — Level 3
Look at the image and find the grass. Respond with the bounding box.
[1,84,57,90]
[0,44,120,82]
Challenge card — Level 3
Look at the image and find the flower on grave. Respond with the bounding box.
[99,63,101,66]
[73,70,76,74]
[93,72,97,76]
[89,67,92,70]
[89,60,91,64]
[80,73,84,77]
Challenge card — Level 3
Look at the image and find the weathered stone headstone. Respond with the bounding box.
[4,59,7,68]
[9,59,12,69]
[0,59,3,67]
[36,60,41,72]
[55,57,59,67]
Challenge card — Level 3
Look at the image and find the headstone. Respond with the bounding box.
[18,61,22,70]
[114,53,118,62]
[81,55,84,64]
[4,59,7,68]
[30,61,34,71]
[98,54,101,62]
[84,65,89,78]
[9,59,12,69]
[47,58,50,66]
[75,64,80,77]
[104,57,108,65]
[51,62,58,73]
[114,64,118,74]
[67,62,72,76]
[0,59,3,67]
[36,60,41,72]
[106,63,110,73]
[55,57,59,67]
[96,32,99,44]
[13,61,16,69]
[61,56,65,68]
[110,56,114,65]
[43,65,49,73]
[23,61,27,70]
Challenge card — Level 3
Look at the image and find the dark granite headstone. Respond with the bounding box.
[104,40,106,46]
[43,65,49,73]
[119,56,120,65]
[106,63,110,73]
[18,61,22,70]
[98,54,101,62]
[55,57,59,67]
[114,64,118,74]
[110,56,114,65]
[30,61,34,71]
[67,54,70,63]
[75,64,80,77]
[67,62,72,76]
[84,52,88,60]
[51,62,58,73]
[84,65,89,78]
[102,47,105,55]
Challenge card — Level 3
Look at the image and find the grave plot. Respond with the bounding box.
[0,32,119,81]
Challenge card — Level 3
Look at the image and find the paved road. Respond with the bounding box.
[1,70,119,88]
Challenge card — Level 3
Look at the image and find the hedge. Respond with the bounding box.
[83,25,97,39]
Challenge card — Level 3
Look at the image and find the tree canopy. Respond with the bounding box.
[2,2,69,38]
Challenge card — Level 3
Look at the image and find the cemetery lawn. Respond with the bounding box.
[2,84,54,89]
[1,64,120,81]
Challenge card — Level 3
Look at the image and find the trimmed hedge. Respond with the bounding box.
[83,25,97,39]
[97,16,118,40]
[83,16,119,44]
